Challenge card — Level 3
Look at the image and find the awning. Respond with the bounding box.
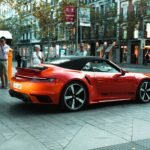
[105,44,113,53]
[144,46,150,49]
[96,45,103,52]
[0,31,12,39]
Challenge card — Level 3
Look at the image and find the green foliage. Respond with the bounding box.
[127,11,138,39]
[0,0,31,46]
[32,1,53,38]
[1,0,149,45]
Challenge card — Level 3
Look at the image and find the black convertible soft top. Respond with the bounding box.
[46,56,110,70]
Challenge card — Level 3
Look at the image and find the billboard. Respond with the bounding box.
[79,8,91,27]
[64,6,75,24]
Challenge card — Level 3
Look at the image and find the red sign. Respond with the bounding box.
[64,6,76,23]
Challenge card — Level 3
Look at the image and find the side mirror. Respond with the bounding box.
[120,69,126,75]
[113,69,126,78]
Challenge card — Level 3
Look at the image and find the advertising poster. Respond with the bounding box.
[79,7,91,27]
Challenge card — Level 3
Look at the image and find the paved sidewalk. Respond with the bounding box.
[1,89,150,150]
[0,61,149,150]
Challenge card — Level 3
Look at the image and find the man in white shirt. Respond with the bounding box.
[30,45,44,66]
[0,37,10,88]
[75,44,88,56]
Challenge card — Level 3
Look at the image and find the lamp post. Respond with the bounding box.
[75,0,79,51]
[47,8,54,59]
[115,0,120,63]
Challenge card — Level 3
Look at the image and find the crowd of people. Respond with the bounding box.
[15,43,89,67]
[2,38,150,89]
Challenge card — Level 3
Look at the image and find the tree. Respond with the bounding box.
[127,11,138,39]
[0,0,31,47]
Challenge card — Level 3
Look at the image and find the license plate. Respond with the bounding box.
[13,82,22,89]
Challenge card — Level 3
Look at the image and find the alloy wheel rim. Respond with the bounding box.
[64,83,86,110]
[140,81,150,102]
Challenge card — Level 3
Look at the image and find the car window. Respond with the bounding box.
[92,60,119,73]
[81,62,93,71]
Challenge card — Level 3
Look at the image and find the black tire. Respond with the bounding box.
[60,81,88,112]
[137,80,150,103]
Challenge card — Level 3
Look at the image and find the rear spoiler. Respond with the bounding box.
[16,66,48,76]
[16,66,48,72]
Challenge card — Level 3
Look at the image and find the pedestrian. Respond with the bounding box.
[15,51,22,67]
[0,37,11,88]
[145,53,149,65]
[30,45,44,66]
[75,43,87,56]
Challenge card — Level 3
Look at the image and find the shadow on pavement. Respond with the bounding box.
[8,100,139,117]
[87,100,137,110]
[8,103,62,116]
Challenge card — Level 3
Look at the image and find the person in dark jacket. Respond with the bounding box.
[145,53,149,65]
[15,51,22,67]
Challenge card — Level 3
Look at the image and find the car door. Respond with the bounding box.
[92,60,136,101]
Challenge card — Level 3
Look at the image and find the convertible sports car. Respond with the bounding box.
[9,56,150,111]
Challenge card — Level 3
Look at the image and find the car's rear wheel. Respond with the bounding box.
[61,82,87,111]
[137,80,150,103]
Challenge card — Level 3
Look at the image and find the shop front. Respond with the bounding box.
[143,40,150,64]
[125,40,140,65]
[143,47,150,64]
[131,44,139,64]
[120,43,128,63]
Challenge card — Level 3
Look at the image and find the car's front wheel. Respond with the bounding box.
[137,80,150,103]
[61,82,88,111]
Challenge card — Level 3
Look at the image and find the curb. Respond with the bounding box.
[117,64,150,69]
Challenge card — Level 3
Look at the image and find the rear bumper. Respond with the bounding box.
[9,89,53,104]
[9,89,31,102]
[10,77,63,104]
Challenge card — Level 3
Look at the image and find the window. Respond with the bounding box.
[82,62,93,71]
[92,60,119,73]
[147,0,150,15]
[121,2,128,21]
[81,60,119,73]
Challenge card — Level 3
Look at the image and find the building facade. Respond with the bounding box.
[1,0,150,64]
[83,0,150,65]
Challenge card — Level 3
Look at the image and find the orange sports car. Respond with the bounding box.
[9,56,150,111]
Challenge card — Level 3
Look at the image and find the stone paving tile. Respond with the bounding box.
[92,139,150,150]
[1,87,150,149]
[2,132,17,140]
[0,135,7,146]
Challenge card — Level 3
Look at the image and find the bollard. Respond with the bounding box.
[8,48,13,81]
